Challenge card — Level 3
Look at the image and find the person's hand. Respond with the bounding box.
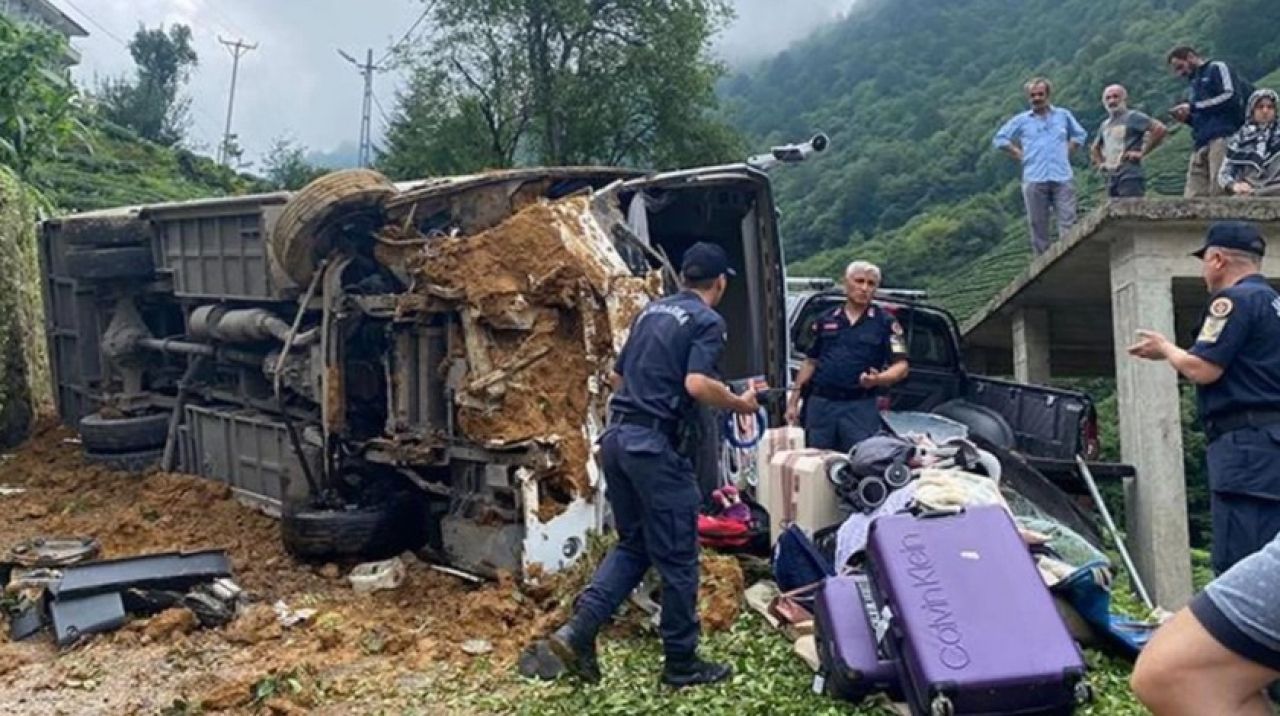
[1170,104,1191,123]
[785,400,800,426]
[1233,181,1255,196]
[1123,150,1144,162]
[859,368,881,389]
[736,388,760,415]
[1127,330,1173,361]
[1009,146,1024,162]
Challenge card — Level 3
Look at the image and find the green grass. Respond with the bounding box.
[410,606,1149,715]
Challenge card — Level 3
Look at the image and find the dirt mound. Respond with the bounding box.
[411,196,653,503]
[0,424,587,712]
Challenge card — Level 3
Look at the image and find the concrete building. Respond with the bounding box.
[0,0,88,64]
[963,199,1280,609]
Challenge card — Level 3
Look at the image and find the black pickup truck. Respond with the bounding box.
[787,287,1134,494]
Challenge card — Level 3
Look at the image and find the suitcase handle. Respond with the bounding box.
[915,506,965,520]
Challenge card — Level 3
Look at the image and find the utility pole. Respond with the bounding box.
[338,48,381,167]
[218,37,257,166]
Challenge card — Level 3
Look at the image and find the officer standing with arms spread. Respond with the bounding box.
[1129,221,1280,576]
[520,242,758,687]
[786,260,909,452]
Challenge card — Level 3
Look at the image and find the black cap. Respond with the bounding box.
[681,242,737,280]
[1192,221,1267,258]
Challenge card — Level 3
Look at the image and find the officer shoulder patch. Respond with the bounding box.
[891,320,904,336]
[1209,297,1234,318]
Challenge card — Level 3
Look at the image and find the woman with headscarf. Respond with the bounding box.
[1219,89,1280,196]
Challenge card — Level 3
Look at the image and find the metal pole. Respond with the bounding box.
[361,49,374,166]
[339,48,379,167]
[218,37,257,166]
[1075,455,1156,611]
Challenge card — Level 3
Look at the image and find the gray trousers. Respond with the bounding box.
[1022,181,1077,255]
[1185,138,1228,198]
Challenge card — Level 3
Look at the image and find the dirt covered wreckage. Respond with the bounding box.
[38,154,803,578]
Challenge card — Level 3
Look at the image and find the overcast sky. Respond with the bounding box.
[62,0,855,168]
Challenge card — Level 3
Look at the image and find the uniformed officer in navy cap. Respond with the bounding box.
[786,260,910,452]
[1129,220,1280,575]
[520,241,758,688]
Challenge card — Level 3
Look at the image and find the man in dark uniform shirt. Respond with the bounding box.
[1129,221,1280,716]
[786,260,909,452]
[520,242,758,688]
[1129,221,1280,575]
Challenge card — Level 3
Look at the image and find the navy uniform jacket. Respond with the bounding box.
[610,290,727,423]
[805,304,907,397]
[1190,274,1280,422]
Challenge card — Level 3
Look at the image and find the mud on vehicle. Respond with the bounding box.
[39,162,795,577]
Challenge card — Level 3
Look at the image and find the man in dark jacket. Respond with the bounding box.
[1168,46,1247,197]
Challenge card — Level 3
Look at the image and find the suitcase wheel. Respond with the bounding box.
[929,695,955,716]
[1074,681,1095,705]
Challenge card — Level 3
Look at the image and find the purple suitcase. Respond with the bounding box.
[867,506,1089,716]
[813,574,901,703]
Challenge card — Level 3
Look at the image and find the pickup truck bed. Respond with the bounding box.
[787,290,1128,495]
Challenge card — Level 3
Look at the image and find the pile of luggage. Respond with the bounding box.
[742,420,1112,714]
[813,505,1092,715]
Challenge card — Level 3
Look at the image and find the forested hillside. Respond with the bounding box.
[722,0,1280,319]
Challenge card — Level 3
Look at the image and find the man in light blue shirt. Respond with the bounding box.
[994,77,1088,255]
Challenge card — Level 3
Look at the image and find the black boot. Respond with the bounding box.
[547,618,602,684]
[516,639,565,681]
[661,654,733,688]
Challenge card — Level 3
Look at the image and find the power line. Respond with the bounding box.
[62,0,129,48]
[377,0,437,66]
[372,93,393,129]
[202,3,250,40]
[217,37,258,166]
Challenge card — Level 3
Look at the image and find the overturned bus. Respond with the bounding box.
[38,152,813,578]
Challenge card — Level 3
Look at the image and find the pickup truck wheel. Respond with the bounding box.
[59,216,154,247]
[78,412,171,453]
[281,497,407,562]
[271,169,397,286]
[84,447,163,473]
[64,246,155,281]
[931,400,1016,450]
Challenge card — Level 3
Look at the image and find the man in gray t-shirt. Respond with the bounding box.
[1091,84,1168,197]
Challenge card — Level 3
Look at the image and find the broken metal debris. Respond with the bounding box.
[426,563,485,585]
[4,546,241,647]
[50,592,127,647]
[348,556,406,594]
[5,536,101,567]
[51,550,231,599]
[8,596,45,641]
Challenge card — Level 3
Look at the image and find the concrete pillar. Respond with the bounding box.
[1110,235,1193,609]
[1012,308,1051,385]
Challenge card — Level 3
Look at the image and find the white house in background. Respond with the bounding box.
[0,0,88,64]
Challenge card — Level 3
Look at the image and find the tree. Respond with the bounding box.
[99,24,198,146]
[380,0,743,177]
[0,16,85,175]
[262,136,328,190]
[379,66,524,178]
